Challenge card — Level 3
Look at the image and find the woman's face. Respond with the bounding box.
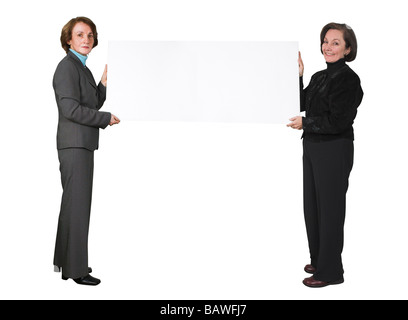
[68,22,94,56]
[322,29,351,63]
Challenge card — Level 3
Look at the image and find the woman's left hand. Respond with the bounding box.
[101,64,107,87]
[287,116,303,130]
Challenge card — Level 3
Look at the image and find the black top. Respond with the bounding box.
[300,58,364,142]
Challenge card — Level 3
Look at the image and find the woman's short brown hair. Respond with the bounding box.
[320,22,358,62]
[60,16,98,53]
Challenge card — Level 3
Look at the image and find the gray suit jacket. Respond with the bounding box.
[53,50,111,151]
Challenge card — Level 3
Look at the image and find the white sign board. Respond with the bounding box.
[107,41,299,123]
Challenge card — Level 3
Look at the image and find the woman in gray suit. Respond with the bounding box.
[53,16,120,285]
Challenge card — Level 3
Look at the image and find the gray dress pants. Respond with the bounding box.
[54,148,94,279]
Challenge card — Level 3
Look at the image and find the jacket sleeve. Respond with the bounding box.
[302,72,363,135]
[299,76,306,112]
[97,82,107,110]
[53,61,111,129]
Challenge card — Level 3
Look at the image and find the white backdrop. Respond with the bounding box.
[0,0,407,300]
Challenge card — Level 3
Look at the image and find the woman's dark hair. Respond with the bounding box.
[60,17,98,53]
[320,22,358,62]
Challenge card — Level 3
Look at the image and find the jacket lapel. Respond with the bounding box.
[67,50,97,88]
[84,67,97,88]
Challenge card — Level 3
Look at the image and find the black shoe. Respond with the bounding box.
[73,274,101,286]
[62,274,101,285]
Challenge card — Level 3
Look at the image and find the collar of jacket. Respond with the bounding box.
[66,50,97,87]
[67,49,88,67]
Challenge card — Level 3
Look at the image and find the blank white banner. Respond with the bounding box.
[107,41,299,123]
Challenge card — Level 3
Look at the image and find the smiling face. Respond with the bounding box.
[68,22,94,56]
[322,29,351,63]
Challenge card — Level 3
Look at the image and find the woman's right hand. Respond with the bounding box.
[298,51,304,77]
[110,114,120,126]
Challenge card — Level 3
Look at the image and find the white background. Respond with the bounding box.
[0,0,407,300]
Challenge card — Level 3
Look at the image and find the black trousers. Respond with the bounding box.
[54,148,94,279]
[303,139,354,282]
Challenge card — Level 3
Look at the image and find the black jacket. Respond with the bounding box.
[300,58,364,142]
[53,50,111,151]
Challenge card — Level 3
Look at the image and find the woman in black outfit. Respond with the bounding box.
[287,22,363,287]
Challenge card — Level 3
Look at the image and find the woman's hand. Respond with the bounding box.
[287,116,303,130]
[110,114,120,126]
[298,52,304,77]
[101,64,108,87]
